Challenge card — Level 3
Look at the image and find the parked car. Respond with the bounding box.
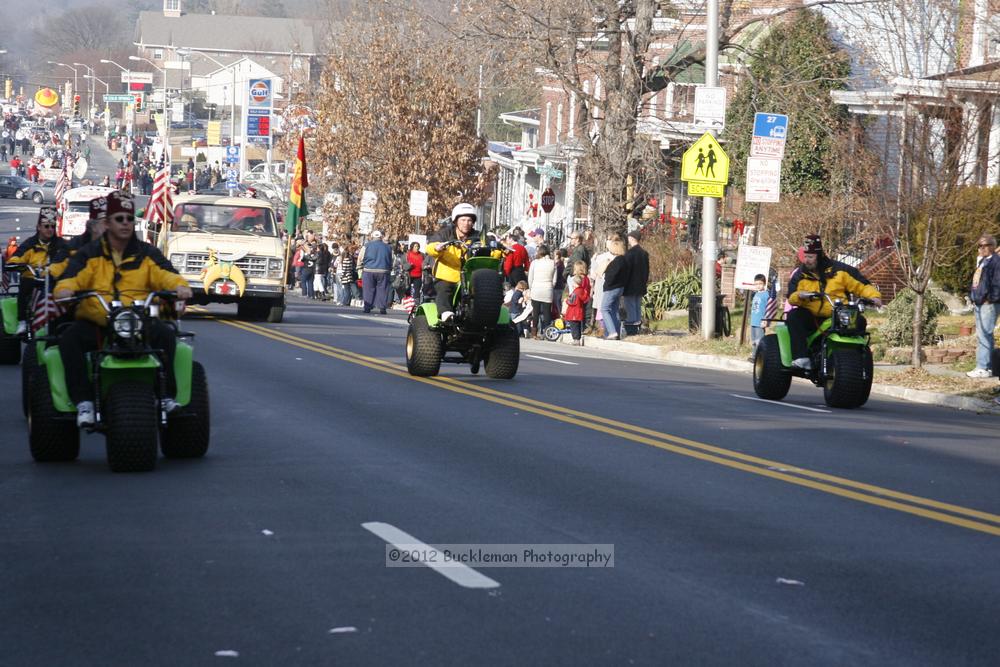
[22,179,58,204]
[170,113,207,130]
[0,175,31,199]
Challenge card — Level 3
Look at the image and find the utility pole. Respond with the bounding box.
[701,0,720,340]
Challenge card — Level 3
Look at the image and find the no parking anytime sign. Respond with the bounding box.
[734,244,773,290]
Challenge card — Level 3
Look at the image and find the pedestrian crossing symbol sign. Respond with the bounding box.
[681,132,729,186]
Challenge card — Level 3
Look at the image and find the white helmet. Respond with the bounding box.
[451,203,477,223]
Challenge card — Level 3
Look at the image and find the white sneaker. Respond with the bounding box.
[76,401,95,428]
[439,311,454,322]
[160,397,180,414]
[15,320,28,335]
[966,368,991,379]
[792,357,813,370]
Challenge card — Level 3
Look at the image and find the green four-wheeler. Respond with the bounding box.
[405,240,519,379]
[753,292,876,409]
[29,290,210,472]
[1,267,22,365]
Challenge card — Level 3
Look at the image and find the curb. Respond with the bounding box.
[565,335,1000,415]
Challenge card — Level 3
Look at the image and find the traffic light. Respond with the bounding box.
[73,94,80,116]
[134,93,143,112]
[4,79,11,100]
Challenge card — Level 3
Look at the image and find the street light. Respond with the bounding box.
[48,61,78,113]
[100,59,133,129]
[85,74,110,126]
[73,63,93,119]
[184,50,237,143]
[129,56,169,150]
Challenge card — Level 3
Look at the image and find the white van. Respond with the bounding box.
[59,186,117,238]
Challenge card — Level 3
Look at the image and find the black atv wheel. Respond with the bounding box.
[485,325,520,379]
[858,348,874,407]
[469,269,503,329]
[823,349,866,409]
[27,365,79,462]
[753,334,791,401]
[105,383,159,472]
[0,333,21,364]
[161,362,210,459]
[21,343,36,417]
[406,316,443,377]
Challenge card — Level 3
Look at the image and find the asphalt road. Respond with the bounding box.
[1,296,998,665]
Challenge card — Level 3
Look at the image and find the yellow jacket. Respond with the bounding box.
[49,233,95,280]
[426,227,502,283]
[6,234,70,279]
[787,258,881,319]
[54,234,188,327]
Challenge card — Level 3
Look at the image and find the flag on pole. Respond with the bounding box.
[285,135,308,235]
[54,157,70,216]
[147,150,173,252]
[30,288,64,333]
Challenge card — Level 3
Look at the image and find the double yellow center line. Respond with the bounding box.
[211,314,1000,537]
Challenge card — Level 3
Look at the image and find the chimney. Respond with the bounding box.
[163,0,181,19]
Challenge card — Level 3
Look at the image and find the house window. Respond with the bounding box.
[154,49,164,60]
[164,0,180,12]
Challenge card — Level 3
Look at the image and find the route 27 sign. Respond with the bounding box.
[750,112,788,159]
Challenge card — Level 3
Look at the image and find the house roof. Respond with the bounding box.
[135,11,317,55]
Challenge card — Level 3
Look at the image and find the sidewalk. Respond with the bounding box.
[559,332,1000,415]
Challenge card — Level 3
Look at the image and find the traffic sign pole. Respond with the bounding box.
[702,0,720,341]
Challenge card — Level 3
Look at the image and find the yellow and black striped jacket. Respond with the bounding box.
[787,257,881,319]
[6,234,70,279]
[55,234,188,327]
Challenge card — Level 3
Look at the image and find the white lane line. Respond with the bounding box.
[338,314,362,320]
[335,313,407,326]
[525,354,578,366]
[362,522,500,589]
[730,394,831,413]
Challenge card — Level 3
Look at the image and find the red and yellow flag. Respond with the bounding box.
[286,136,308,235]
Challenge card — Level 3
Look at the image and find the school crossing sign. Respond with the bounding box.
[680,132,729,198]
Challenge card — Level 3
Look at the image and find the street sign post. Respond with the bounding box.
[734,244,773,290]
[750,112,789,159]
[540,188,556,213]
[745,157,782,203]
[225,145,240,164]
[103,94,134,103]
[693,86,727,129]
[409,190,428,217]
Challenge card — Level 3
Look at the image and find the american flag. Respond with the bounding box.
[30,287,65,333]
[55,156,72,216]
[147,150,173,251]
[764,271,779,321]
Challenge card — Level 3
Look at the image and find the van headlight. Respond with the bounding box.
[268,258,283,278]
[112,310,143,338]
[170,253,186,269]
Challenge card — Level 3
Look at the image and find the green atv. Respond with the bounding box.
[29,290,210,472]
[753,292,876,409]
[405,239,519,379]
[1,265,23,365]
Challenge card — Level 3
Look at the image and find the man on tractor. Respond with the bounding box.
[427,203,494,322]
[7,207,70,335]
[786,234,882,370]
[53,191,193,427]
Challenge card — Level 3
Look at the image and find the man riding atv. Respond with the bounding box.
[7,206,70,335]
[427,203,501,323]
[53,191,193,427]
[786,234,882,370]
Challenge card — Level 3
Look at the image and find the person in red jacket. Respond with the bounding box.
[502,232,529,287]
[562,260,591,345]
[405,242,424,301]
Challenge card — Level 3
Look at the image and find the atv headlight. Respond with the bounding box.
[836,309,857,330]
[112,310,143,339]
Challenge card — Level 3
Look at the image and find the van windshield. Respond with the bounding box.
[172,204,277,236]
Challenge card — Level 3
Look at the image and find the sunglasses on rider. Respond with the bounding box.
[109,213,135,225]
